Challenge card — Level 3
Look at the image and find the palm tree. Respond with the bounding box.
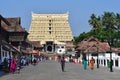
[115,13,120,47]
[88,14,102,38]
[89,14,98,29]
[102,12,116,46]
[102,12,116,72]
[102,12,115,29]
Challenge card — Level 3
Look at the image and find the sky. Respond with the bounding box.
[0,0,120,36]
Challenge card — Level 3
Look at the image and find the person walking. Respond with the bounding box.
[10,58,17,73]
[90,57,95,70]
[33,58,36,65]
[83,58,87,70]
[4,58,9,72]
[60,55,65,72]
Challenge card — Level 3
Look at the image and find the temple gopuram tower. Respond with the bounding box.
[28,12,73,54]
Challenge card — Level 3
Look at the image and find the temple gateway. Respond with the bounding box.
[28,12,74,55]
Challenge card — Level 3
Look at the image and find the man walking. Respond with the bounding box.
[60,55,65,72]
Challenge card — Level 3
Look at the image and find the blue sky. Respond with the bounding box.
[0,0,120,36]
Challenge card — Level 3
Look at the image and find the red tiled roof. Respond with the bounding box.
[111,48,120,53]
[1,17,27,32]
[30,41,43,48]
[76,39,97,50]
[0,15,10,26]
[84,42,110,53]
[76,37,111,53]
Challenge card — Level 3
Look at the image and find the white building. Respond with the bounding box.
[76,38,120,68]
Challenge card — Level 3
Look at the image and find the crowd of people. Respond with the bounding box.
[1,55,48,74]
[1,54,96,74]
[58,55,95,72]
[2,57,18,73]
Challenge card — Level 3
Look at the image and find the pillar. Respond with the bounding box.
[119,58,120,67]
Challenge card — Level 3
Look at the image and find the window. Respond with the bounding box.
[49,31,51,34]
[49,23,51,26]
[118,53,120,56]
[49,20,51,22]
[49,27,51,30]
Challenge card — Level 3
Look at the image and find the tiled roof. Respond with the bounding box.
[0,15,10,26]
[111,48,120,53]
[76,38,111,53]
[1,17,27,32]
[84,42,110,53]
[30,41,43,48]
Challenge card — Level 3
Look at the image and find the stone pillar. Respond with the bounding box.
[99,59,101,66]
[106,59,107,67]
[119,58,120,67]
[102,59,104,66]
[113,59,115,67]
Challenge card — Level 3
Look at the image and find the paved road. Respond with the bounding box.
[0,60,120,80]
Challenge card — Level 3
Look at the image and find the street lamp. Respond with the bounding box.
[97,42,99,68]
[18,41,22,70]
[97,54,99,68]
[109,42,113,72]
[108,25,113,72]
[88,53,89,66]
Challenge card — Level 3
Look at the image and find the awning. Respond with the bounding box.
[1,40,20,54]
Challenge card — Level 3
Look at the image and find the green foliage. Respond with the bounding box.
[74,12,120,47]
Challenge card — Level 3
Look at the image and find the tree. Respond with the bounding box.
[89,14,99,29]
[114,13,120,47]
[74,12,120,47]
[102,12,116,46]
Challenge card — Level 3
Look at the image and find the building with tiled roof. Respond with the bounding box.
[1,17,27,32]
[0,15,30,63]
[75,37,120,68]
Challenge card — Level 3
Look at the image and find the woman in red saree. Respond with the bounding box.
[10,58,17,73]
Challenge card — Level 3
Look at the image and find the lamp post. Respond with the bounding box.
[18,41,22,70]
[81,49,84,60]
[88,53,89,66]
[109,25,113,72]
[97,42,99,68]
[97,54,99,68]
[109,42,113,72]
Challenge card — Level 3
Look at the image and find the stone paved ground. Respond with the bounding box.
[0,60,120,80]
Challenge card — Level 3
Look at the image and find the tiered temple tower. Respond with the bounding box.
[28,12,73,54]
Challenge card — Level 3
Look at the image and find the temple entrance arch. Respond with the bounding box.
[45,41,54,53]
[47,45,52,52]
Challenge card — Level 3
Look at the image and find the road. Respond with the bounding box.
[0,60,120,80]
